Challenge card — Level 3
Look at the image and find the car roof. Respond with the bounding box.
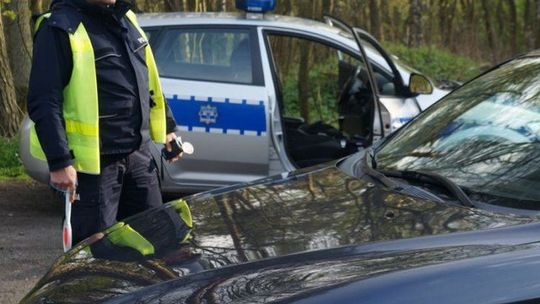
[138,12,342,35]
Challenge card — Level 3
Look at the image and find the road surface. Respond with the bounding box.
[0,181,62,304]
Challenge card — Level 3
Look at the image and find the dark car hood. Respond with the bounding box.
[21,165,539,303]
[107,225,540,304]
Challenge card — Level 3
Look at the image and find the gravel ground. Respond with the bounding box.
[0,181,63,304]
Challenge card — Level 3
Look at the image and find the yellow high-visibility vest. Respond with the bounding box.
[30,10,166,175]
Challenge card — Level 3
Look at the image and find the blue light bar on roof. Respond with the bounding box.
[236,0,276,13]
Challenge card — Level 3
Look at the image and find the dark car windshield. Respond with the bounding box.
[375,56,540,206]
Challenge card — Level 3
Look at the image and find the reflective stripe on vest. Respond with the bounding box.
[29,11,167,175]
[105,222,155,256]
[125,11,167,144]
[170,199,193,242]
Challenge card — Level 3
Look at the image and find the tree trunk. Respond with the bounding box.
[41,0,52,11]
[508,0,517,54]
[369,0,382,40]
[5,0,33,110]
[298,40,311,124]
[379,0,389,41]
[438,0,448,45]
[295,0,316,123]
[536,0,540,48]
[524,0,535,49]
[407,0,423,47]
[322,0,335,16]
[200,0,208,12]
[446,0,457,49]
[495,0,504,37]
[462,0,479,58]
[392,6,403,43]
[438,0,457,49]
[481,0,497,62]
[0,6,23,138]
[423,0,432,45]
[164,0,182,12]
[30,0,43,14]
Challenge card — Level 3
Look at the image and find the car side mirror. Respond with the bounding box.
[409,73,433,95]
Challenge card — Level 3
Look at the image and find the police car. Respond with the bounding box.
[19,0,450,193]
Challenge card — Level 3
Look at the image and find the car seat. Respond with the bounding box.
[284,119,355,168]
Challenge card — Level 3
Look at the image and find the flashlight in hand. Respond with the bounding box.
[161,136,194,161]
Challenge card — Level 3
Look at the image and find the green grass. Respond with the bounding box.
[0,137,29,181]
[384,43,485,83]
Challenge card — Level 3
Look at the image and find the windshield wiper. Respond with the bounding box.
[379,169,475,208]
[361,150,475,208]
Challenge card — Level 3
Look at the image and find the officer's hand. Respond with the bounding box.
[50,166,78,202]
[165,132,182,163]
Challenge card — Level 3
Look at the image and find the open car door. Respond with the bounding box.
[323,15,385,144]
[325,16,425,143]
[264,16,394,169]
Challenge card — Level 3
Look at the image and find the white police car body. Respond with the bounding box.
[20,1,450,193]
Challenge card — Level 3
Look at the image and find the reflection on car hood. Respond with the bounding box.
[108,235,540,304]
[21,165,539,303]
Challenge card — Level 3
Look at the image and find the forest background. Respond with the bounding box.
[0,0,539,178]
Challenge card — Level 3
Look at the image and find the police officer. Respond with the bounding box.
[27,0,180,244]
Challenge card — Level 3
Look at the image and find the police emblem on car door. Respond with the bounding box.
[199,105,218,125]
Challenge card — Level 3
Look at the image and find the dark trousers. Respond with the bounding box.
[71,144,162,244]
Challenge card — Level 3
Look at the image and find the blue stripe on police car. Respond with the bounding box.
[167,95,267,136]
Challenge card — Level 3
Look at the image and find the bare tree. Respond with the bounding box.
[30,0,43,14]
[536,0,540,48]
[391,5,403,42]
[369,0,382,40]
[0,4,23,137]
[379,0,390,40]
[164,0,182,12]
[407,0,423,47]
[438,0,457,48]
[460,0,479,58]
[481,0,497,62]
[507,0,518,54]
[524,0,535,49]
[5,0,33,109]
[298,40,311,123]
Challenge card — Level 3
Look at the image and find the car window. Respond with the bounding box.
[143,29,159,45]
[269,34,340,126]
[153,28,255,85]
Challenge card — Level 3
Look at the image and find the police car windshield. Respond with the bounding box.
[374,56,540,208]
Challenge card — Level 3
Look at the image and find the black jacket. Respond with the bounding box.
[27,0,177,171]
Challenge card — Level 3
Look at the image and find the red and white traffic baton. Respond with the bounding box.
[63,192,72,252]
